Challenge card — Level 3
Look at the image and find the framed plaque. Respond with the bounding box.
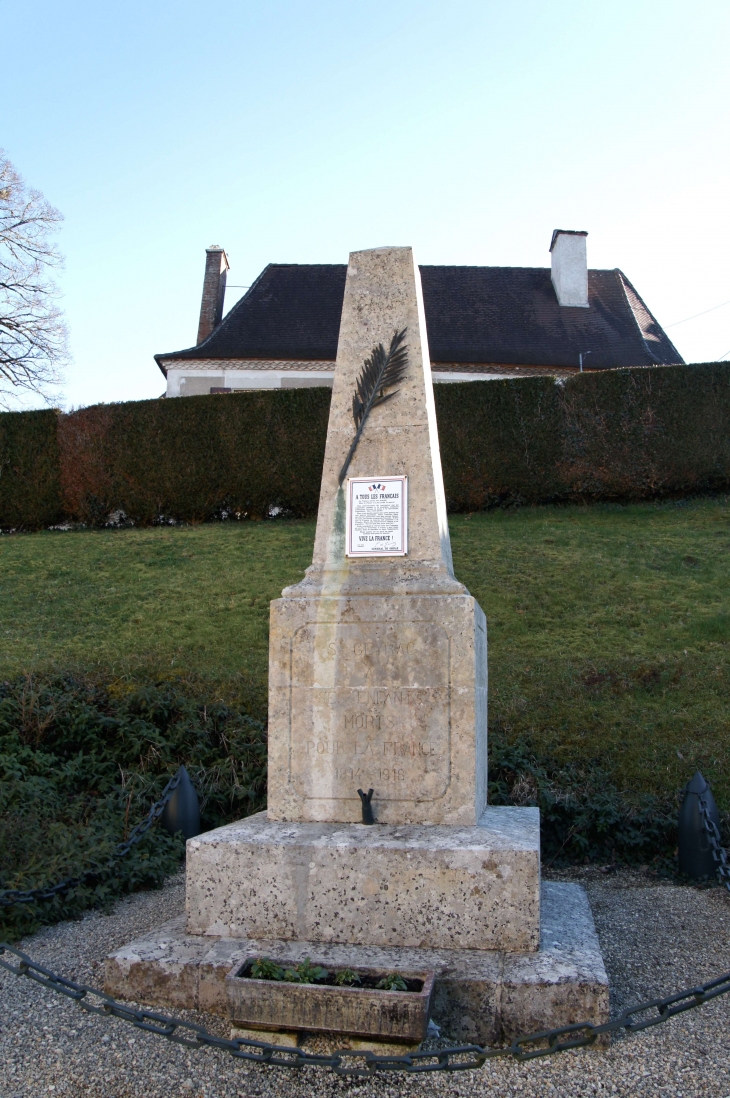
[346,476,408,557]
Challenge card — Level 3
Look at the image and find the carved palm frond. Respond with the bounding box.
[352,328,409,429]
[338,329,408,485]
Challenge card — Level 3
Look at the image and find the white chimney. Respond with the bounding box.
[550,230,589,308]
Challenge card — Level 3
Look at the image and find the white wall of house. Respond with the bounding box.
[431,369,532,383]
[162,359,337,397]
[166,368,336,396]
[162,361,545,396]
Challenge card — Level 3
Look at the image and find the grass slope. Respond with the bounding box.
[453,500,730,805]
[0,497,728,805]
[0,522,315,718]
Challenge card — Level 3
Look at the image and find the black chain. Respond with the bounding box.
[698,789,730,894]
[1,942,730,1076]
[0,771,182,907]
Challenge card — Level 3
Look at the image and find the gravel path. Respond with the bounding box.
[2,868,730,1097]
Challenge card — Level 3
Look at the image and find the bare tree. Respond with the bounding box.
[0,151,68,405]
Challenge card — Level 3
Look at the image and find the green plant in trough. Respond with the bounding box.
[250,958,285,981]
[283,958,329,984]
[376,974,408,992]
[334,968,362,987]
[245,961,412,991]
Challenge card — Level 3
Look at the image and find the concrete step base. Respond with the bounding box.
[186,806,540,952]
[105,881,608,1047]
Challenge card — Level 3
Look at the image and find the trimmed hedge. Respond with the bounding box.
[0,409,62,529]
[57,388,331,524]
[2,362,730,529]
[435,375,564,509]
[558,362,730,500]
[436,362,730,510]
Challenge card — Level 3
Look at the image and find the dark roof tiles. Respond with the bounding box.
[156,262,682,371]
[165,264,347,363]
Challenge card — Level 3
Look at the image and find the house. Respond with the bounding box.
[155,232,683,396]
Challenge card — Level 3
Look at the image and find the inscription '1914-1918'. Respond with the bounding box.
[288,621,451,803]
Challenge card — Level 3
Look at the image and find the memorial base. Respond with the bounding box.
[105,882,609,1048]
[185,807,540,952]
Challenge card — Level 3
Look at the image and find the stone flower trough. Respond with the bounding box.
[225,959,436,1042]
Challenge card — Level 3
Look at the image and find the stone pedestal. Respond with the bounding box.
[268,593,487,826]
[186,807,540,951]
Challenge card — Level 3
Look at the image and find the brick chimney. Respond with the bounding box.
[550,230,589,307]
[196,246,229,344]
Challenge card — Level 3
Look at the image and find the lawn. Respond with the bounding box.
[0,520,316,718]
[1,496,728,805]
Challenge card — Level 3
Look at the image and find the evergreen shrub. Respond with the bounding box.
[435,376,564,509]
[57,388,332,524]
[488,738,679,867]
[436,362,730,510]
[0,674,266,939]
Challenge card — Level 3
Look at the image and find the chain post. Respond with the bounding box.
[160,765,200,840]
[679,771,722,880]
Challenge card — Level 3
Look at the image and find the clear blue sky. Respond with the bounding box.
[3,0,729,408]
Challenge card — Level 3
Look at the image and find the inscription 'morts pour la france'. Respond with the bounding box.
[287,622,451,803]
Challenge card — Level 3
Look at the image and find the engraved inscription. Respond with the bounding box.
[288,622,451,802]
[379,768,406,781]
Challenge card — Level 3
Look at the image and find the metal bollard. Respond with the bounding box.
[161,765,201,840]
[678,771,721,880]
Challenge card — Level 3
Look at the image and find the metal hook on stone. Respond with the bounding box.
[357,788,375,825]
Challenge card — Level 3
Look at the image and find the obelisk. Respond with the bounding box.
[267,247,488,825]
[109,247,608,1046]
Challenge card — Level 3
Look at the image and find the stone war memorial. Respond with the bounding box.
[107,247,608,1050]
